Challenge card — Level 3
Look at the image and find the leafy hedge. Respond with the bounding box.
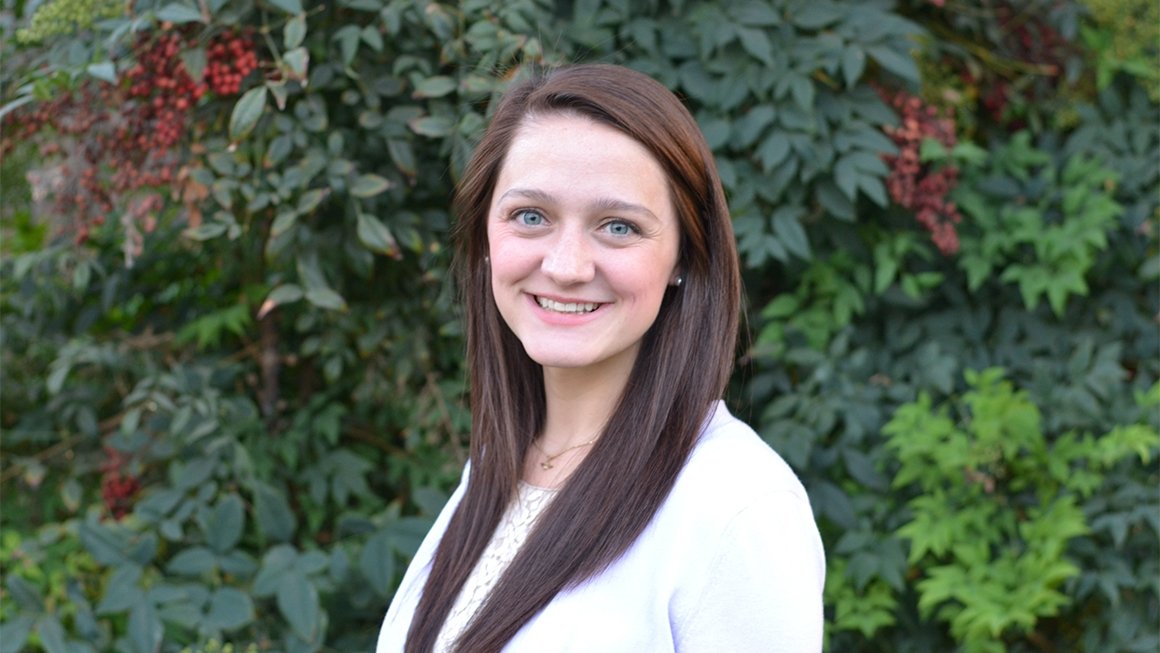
[1,1,1156,652]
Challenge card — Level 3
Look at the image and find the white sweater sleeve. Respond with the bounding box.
[671,490,825,652]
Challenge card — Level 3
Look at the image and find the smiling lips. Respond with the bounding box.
[535,295,602,314]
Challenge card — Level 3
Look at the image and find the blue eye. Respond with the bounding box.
[514,210,545,226]
[606,220,637,236]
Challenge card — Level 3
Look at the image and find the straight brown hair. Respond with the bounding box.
[404,63,741,653]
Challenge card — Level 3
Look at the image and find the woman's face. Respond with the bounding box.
[486,113,681,377]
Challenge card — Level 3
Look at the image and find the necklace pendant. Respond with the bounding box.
[539,461,553,470]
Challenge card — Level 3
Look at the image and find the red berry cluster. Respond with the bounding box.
[125,32,204,151]
[879,88,963,255]
[3,27,260,248]
[100,447,141,520]
[205,33,260,95]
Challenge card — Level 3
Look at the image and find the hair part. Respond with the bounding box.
[405,63,741,653]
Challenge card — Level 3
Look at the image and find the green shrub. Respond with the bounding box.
[2,1,1156,651]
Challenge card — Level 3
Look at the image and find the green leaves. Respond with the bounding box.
[253,482,297,543]
[229,86,268,142]
[955,135,1122,316]
[883,368,1159,651]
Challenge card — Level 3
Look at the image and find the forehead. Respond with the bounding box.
[491,113,673,210]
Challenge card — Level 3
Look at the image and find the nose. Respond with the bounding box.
[541,228,595,285]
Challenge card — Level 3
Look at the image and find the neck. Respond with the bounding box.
[539,352,635,450]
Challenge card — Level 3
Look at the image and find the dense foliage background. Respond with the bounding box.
[1,0,1157,651]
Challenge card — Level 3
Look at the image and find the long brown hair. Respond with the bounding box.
[404,63,741,653]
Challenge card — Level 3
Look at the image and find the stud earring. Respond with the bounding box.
[675,275,684,287]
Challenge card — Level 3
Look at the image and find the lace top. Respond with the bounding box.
[433,481,558,653]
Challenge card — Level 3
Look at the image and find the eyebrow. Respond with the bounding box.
[496,188,661,222]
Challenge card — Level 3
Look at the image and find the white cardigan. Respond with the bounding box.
[376,401,825,652]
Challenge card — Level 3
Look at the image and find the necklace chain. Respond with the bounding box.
[531,435,599,470]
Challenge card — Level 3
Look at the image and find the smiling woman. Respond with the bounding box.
[487,113,680,381]
[375,64,825,653]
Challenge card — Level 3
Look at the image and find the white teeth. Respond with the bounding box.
[536,297,599,314]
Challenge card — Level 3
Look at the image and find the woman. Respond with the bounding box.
[377,63,824,653]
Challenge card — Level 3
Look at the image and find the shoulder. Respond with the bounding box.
[662,402,826,651]
[670,401,813,517]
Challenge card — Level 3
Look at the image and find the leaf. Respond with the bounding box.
[127,599,163,653]
[334,24,361,65]
[350,174,392,198]
[229,86,268,142]
[359,530,396,597]
[388,139,417,176]
[155,2,203,23]
[87,61,117,83]
[284,14,306,50]
[412,76,457,99]
[205,588,255,631]
[771,207,811,260]
[408,115,454,137]
[727,1,780,26]
[736,27,774,65]
[361,25,384,51]
[35,616,67,653]
[297,188,329,213]
[259,284,304,318]
[264,0,303,14]
[167,546,217,575]
[357,213,400,257]
[792,3,844,29]
[0,614,35,653]
[306,287,349,311]
[270,210,299,237]
[96,565,143,614]
[206,493,244,553]
[841,45,865,86]
[253,482,297,542]
[277,572,321,642]
[179,48,207,84]
[7,576,43,612]
[757,132,791,172]
[283,47,309,81]
[867,44,919,84]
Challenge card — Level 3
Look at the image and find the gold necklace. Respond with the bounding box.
[531,435,599,470]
